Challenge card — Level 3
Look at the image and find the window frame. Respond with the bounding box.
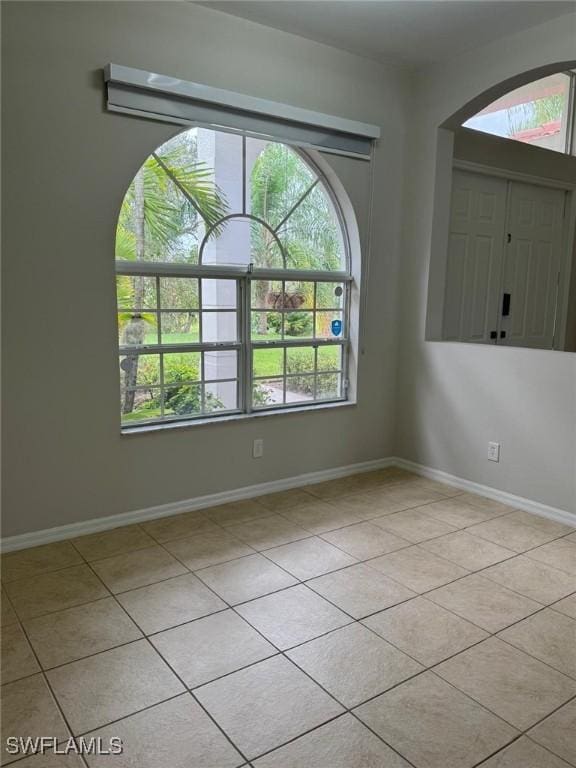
[117,263,352,428]
[463,70,576,156]
[116,143,354,431]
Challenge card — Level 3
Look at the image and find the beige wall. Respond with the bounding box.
[3,2,575,539]
[453,127,576,185]
[397,13,576,515]
[1,2,409,536]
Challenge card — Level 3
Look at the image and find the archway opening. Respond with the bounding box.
[426,61,576,352]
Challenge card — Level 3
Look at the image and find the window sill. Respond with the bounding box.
[120,399,357,437]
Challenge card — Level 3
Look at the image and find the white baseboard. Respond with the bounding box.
[0,457,396,552]
[2,455,574,553]
[394,457,576,528]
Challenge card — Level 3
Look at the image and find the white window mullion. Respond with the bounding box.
[242,276,252,414]
[119,342,241,355]
[116,127,353,430]
[317,343,322,400]
[156,276,165,418]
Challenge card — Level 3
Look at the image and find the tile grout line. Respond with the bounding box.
[227,496,576,613]
[470,733,526,768]
[2,475,575,767]
[6,572,575,720]
[156,506,534,768]
[72,693,189,741]
[2,584,91,768]
[8,574,576,713]
[3,625,574,760]
[495,622,576,680]
[167,508,576,578]
[0,471,460,578]
[63,523,564,758]
[272,490,467,534]
[273,538,573,636]
[5,524,576,685]
[161,508,576,765]
[3,488,573,588]
[525,731,576,768]
[5,534,575,684]
[73,545,253,768]
[144,510,425,767]
[0,615,493,768]
[427,668,576,736]
[207,603,422,768]
[469,692,576,767]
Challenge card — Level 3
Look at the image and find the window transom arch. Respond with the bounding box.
[115,126,353,428]
[197,214,287,268]
[462,69,576,155]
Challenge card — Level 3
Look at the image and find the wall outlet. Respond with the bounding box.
[487,441,501,462]
[253,438,264,459]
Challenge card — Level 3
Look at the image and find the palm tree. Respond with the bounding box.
[117,136,228,414]
[250,143,342,331]
[507,94,565,137]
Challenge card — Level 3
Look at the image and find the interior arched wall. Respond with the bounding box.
[397,11,576,515]
[443,61,576,130]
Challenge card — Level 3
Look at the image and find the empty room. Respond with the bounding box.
[1,1,576,766]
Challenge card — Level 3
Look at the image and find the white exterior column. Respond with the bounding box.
[197,131,267,407]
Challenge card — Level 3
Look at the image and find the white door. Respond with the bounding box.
[443,170,507,343]
[500,182,566,348]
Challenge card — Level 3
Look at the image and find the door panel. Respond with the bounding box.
[468,235,496,339]
[501,182,565,348]
[443,170,507,342]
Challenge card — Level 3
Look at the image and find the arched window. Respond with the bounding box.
[463,71,576,155]
[116,127,352,427]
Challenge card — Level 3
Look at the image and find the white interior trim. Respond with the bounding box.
[105,64,379,158]
[453,159,576,191]
[556,187,576,350]
[105,64,381,140]
[0,458,395,553]
[395,457,576,528]
[2,456,573,553]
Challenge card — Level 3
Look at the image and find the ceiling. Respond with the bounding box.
[199,1,575,69]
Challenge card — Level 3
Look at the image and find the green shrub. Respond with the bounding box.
[253,382,273,406]
[163,355,200,401]
[165,385,202,415]
[316,373,339,398]
[286,348,314,375]
[285,369,339,398]
[285,312,312,337]
[251,312,313,338]
[287,375,314,396]
[166,384,223,415]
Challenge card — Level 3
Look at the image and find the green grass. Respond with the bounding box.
[252,346,339,377]
[145,331,282,345]
[123,342,340,424]
[145,331,199,344]
[144,333,338,377]
[253,348,284,377]
[122,406,164,423]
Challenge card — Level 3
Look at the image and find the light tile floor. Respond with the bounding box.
[1,468,575,767]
